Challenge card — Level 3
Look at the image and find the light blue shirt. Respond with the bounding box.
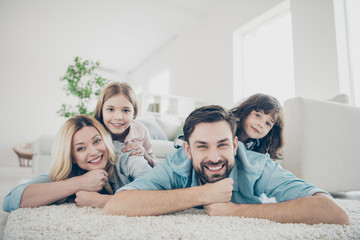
[118,142,328,204]
[2,141,151,212]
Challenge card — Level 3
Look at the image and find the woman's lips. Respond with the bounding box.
[89,155,103,165]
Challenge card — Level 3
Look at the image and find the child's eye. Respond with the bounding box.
[255,113,261,118]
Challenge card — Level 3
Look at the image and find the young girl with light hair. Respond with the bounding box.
[3,115,151,212]
[94,82,157,167]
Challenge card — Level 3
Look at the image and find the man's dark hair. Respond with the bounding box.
[183,105,237,142]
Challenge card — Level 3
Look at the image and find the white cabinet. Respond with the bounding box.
[137,92,208,118]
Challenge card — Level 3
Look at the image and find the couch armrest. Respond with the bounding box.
[283,97,360,193]
[32,134,55,176]
[151,139,177,161]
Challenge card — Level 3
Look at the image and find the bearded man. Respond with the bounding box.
[104,105,349,225]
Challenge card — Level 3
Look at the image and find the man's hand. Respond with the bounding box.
[75,191,111,208]
[203,178,234,204]
[204,202,237,216]
[78,169,108,192]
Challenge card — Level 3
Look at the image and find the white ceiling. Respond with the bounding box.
[0,0,223,75]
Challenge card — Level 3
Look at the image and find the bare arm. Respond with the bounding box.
[104,178,234,216]
[204,193,349,225]
[20,169,108,208]
[75,191,112,208]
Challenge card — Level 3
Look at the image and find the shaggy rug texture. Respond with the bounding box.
[4,199,360,240]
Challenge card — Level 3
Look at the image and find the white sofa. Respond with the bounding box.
[282,97,360,193]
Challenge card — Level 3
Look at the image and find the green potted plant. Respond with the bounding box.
[57,57,109,117]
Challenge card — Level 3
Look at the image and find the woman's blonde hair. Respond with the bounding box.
[94,82,138,129]
[49,115,116,202]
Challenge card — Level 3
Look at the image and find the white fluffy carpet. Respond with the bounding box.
[4,199,360,240]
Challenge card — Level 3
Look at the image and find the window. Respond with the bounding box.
[233,1,294,105]
[345,0,360,106]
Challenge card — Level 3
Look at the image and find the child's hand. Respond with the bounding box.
[122,141,145,156]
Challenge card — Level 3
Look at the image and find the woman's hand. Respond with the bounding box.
[77,169,108,192]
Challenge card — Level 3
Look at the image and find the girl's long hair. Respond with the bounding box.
[230,93,285,159]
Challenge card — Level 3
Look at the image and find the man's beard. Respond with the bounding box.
[193,159,233,184]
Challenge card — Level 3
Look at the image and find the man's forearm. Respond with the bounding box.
[104,187,209,216]
[231,193,349,225]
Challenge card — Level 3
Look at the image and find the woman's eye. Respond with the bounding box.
[107,108,113,112]
[77,147,85,152]
[94,139,101,144]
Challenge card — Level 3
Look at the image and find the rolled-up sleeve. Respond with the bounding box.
[2,175,51,212]
[255,160,329,202]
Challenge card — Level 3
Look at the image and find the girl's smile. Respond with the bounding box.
[102,94,135,139]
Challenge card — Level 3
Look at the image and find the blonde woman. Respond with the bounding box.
[3,115,151,212]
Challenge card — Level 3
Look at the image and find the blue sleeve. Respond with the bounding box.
[254,159,329,202]
[2,175,51,212]
[116,159,175,193]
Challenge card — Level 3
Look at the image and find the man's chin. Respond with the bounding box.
[201,174,227,183]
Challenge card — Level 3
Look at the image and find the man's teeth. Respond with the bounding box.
[208,165,222,171]
[90,156,101,163]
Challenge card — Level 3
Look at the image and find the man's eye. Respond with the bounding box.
[218,143,229,148]
[197,145,207,149]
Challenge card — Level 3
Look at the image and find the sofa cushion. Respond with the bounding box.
[137,117,168,140]
[155,115,183,141]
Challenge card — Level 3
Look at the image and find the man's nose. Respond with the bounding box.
[207,148,220,162]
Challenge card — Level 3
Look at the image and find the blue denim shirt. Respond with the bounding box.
[118,142,327,203]
[2,141,151,212]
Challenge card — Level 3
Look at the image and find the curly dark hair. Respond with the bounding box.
[229,93,284,159]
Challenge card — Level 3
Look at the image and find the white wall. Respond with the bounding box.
[130,0,286,109]
[291,0,341,99]
[0,0,124,167]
